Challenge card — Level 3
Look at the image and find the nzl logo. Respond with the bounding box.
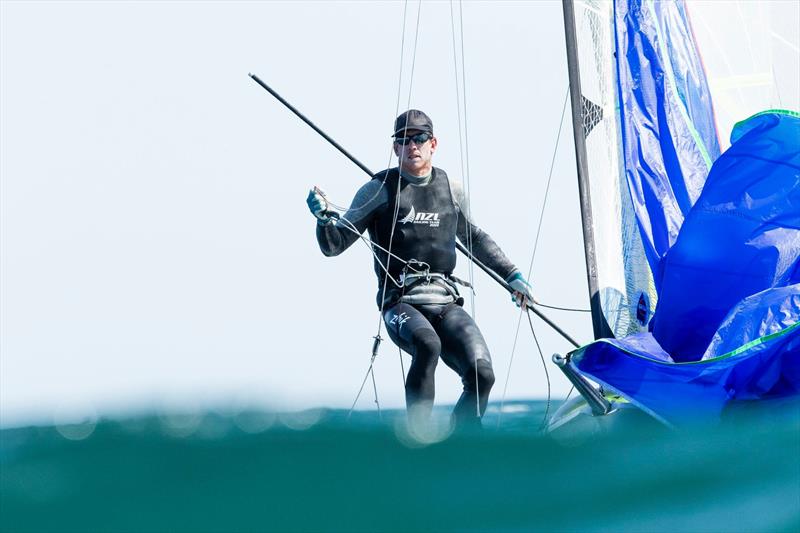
[399,206,440,227]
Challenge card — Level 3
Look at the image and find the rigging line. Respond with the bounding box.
[371,0,422,408]
[378,0,422,312]
[497,85,570,429]
[347,354,380,420]
[564,384,574,403]
[449,0,476,309]
[339,214,424,286]
[457,0,476,319]
[370,365,382,418]
[378,0,414,333]
[376,172,406,306]
[320,170,387,213]
[527,310,552,432]
[336,216,428,276]
[453,0,480,418]
[349,0,416,418]
[405,0,423,110]
[524,85,570,281]
[375,0,413,317]
[319,0,412,217]
[399,346,406,386]
[496,300,526,429]
[378,0,423,318]
[378,0,423,319]
[449,0,467,242]
[394,0,411,124]
[533,301,591,313]
[771,30,800,54]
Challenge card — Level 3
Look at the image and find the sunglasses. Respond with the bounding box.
[395,132,433,146]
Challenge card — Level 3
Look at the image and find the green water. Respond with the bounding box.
[1,401,798,532]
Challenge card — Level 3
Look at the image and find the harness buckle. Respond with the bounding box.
[400,260,432,287]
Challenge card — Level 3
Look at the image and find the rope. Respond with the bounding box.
[325,0,410,216]
[496,304,525,428]
[370,365,381,418]
[458,0,481,418]
[335,216,427,289]
[564,385,575,403]
[399,345,406,386]
[448,0,481,418]
[533,300,591,313]
[347,355,380,420]
[497,86,570,428]
[524,85,570,284]
[347,0,424,418]
[373,0,423,328]
[527,310,551,431]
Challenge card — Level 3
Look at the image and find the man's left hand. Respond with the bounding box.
[506,271,533,308]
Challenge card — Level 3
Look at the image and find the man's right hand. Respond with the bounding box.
[306,187,334,224]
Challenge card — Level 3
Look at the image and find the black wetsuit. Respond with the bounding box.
[316,167,518,425]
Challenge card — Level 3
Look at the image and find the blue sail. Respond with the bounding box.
[572,111,800,426]
[651,112,800,360]
[563,0,800,426]
[614,0,721,289]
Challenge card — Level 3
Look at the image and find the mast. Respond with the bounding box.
[561,0,613,340]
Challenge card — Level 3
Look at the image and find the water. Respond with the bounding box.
[1,401,798,532]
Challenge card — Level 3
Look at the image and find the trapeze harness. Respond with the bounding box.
[368,167,470,309]
[368,167,494,422]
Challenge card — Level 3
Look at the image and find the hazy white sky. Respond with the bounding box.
[1,0,797,428]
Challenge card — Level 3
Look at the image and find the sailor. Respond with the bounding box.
[306,109,532,428]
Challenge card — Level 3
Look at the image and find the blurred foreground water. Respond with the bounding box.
[1,400,798,532]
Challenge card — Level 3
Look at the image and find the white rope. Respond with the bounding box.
[526,310,551,431]
[456,0,476,319]
[497,85,570,428]
[533,300,590,313]
[324,0,410,216]
[448,0,481,418]
[348,360,380,419]
[335,216,428,289]
[376,12,422,320]
[348,0,424,417]
[450,0,468,274]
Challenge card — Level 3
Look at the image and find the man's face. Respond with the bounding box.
[393,130,437,175]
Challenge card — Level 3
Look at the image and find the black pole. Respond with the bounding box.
[457,242,580,348]
[561,1,612,340]
[249,73,375,178]
[250,72,581,349]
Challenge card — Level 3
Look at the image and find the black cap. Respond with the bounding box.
[392,109,433,137]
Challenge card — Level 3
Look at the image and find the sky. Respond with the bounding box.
[1,0,798,429]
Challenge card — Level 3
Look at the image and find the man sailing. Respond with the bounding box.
[306,110,532,428]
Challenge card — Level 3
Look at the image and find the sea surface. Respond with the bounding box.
[1,400,798,532]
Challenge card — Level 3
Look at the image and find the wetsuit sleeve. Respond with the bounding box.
[316,179,389,257]
[450,179,519,280]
